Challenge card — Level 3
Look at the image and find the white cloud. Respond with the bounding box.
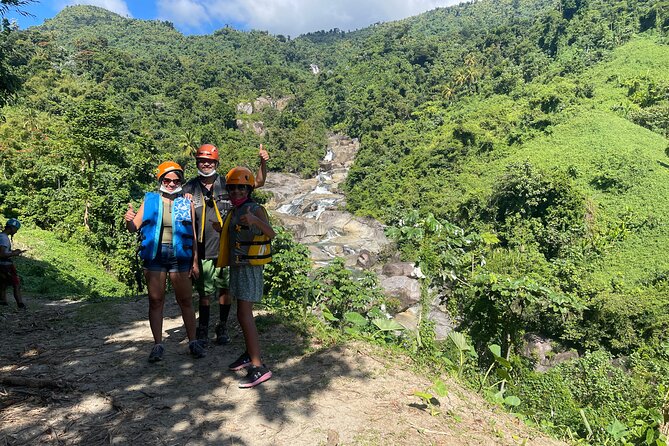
[157,0,462,37]
[156,0,209,28]
[60,0,132,17]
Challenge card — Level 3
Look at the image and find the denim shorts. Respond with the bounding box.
[143,243,192,273]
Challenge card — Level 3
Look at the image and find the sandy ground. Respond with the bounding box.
[0,295,568,446]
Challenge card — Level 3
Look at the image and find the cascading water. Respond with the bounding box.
[263,134,389,268]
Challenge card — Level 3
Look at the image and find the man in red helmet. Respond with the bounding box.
[183,143,268,346]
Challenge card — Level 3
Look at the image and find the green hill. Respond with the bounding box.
[1,1,669,443]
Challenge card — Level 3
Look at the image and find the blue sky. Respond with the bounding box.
[10,0,462,37]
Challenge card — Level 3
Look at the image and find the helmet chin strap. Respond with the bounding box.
[198,169,217,177]
[160,185,183,195]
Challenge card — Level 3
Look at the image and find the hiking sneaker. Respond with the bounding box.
[239,365,272,388]
[228,351,252,371]
[215,323,230,345]
[189,340,207,358]
[196,326,209,345]
[148,343,164,363]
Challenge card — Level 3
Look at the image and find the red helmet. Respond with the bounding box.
[196,144,219,161]
[156,161,183,180]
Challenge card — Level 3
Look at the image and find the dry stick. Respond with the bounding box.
[409,422,451,436]
[0,376,67,389]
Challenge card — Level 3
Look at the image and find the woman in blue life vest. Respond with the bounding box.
[124,161,206,362]
[222,166,276,388]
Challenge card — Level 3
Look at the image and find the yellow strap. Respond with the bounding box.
[198,190,223,243]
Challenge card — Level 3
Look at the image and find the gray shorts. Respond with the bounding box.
[229,266,264,303]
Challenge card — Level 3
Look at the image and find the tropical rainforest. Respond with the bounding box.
[1,0,669,443]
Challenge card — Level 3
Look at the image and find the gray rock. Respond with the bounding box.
[429,307,455,341]
[380,276,421,310]
[382,262,415,277]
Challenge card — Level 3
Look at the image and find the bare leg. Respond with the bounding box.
[12,282,24,306]
[219,289,231,306]
[171,271,197,341]
[145,270,167,344]
[237,300,262,366]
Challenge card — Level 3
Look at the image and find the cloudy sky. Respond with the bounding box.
[12,0,462,37]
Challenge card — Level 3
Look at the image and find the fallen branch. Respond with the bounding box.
[0,375,68,389]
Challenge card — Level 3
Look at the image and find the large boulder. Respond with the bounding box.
[380,276,421,310]
[522,333,579,372]
[382,262,415,277]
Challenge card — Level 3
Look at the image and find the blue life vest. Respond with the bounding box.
[139,192,194,261]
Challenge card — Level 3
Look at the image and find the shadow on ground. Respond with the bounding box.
[0,294,358,445]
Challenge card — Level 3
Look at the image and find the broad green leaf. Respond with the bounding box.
[504,395,521,407]
[488,344,502,358]
[373,318,405,331]
[344,311,368,326]
[414,391,433,401]
[432,379,448,397]
[448,331,470,352]
[321,306,339,322]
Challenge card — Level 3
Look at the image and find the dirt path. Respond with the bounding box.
[0,296,567,445]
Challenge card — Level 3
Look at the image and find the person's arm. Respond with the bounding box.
[254,144,269,188]
[0,243,21,259]
[240,206,275,239]
[189,201,200,279]
[125,202,144,233]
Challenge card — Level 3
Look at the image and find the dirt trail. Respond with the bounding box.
[0,296,567,445]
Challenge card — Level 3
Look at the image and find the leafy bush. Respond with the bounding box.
[488,161,586,259]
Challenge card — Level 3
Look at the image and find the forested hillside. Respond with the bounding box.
[1,0,669,443]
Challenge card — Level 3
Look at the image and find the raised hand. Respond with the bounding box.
[239,206,256,226]
[258,144,269,162]
[124,203,136,222]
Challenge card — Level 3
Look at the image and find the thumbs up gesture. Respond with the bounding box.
[258,144,269,162]
[124,203,136,222]
[240,206,256,226]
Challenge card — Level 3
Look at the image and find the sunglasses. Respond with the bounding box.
[226,184,248,191]
[161,177,182,185]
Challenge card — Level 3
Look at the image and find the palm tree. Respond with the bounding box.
[179,130,198,158]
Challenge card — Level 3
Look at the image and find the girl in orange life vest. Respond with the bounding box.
[124,161,205,362]
[222,166,275,388]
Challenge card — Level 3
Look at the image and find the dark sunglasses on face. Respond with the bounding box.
[161,177,182,185]
[226,184,248,191]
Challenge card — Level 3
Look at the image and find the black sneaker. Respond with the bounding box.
[239,365,272,388]
[148,344,164,362]
[228,351,252,371]
[215,323,230,345]
[17,302,26,310]
[189,340,207,358]
[196,326,209,346]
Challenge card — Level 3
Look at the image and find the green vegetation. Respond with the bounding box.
[0,0,668,443]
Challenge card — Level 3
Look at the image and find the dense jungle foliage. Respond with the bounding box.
[2,0,669,443]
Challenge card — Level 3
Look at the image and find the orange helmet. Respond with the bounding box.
[156,161,184,180]
[226,166,255,187]
[196,144,219,161]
